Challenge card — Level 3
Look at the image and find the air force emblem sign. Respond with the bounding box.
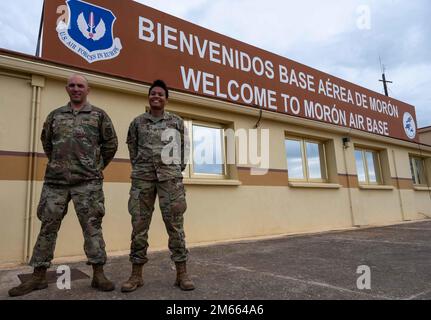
[56,0,122,63]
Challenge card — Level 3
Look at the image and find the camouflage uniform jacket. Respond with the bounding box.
[127,111,188,181]
[41,102,118,185]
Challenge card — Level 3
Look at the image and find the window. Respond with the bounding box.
[285,138,327,182]
[410,156,427,186]
[183,120,227,179]
[355,148,382,184]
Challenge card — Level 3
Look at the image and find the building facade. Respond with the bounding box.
[0,50,431,267]
[419,127,431,145]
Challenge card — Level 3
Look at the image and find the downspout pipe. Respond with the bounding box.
[392,150,407,222]
[342,138,358,227]
[23,75,45,263]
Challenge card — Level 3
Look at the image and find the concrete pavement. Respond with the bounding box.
[1,220,431,300]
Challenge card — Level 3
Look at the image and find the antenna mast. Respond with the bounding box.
[379,57,393,97]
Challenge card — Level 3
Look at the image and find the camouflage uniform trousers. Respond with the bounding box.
[128,178,188,265]
[30,180,108,268]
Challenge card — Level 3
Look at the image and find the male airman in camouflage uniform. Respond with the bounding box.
[121,80,195,292]
[9,74,118,297]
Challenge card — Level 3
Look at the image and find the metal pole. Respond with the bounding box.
[35,1,45,57]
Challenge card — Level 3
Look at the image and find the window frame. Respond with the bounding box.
[409,155,427,186]
[285,136,328,183]
[183,119,228,180]
[354,148,383,185]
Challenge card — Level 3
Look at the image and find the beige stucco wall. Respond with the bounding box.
[414,191,431,218]
[0,73,33,152]
[1,53,431,266]
[0,182,28,265]
[0,72,33,266]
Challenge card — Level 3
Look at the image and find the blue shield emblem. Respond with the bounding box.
[56,0,122,63]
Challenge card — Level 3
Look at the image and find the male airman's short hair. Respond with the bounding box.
[68,74,89,87]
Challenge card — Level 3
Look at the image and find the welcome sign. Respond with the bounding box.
[41,0,419,142]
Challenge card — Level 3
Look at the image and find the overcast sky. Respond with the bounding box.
[0,0,430,127]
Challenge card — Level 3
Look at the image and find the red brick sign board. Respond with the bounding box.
[41,0,419,142]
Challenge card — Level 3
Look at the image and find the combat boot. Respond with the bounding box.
[121,264,144,293]
[91,264,115,292]
[174,262,195,291]
[8,266,48,297]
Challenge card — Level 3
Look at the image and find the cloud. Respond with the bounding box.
[390,63,431,127]
[0,1,44,55]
